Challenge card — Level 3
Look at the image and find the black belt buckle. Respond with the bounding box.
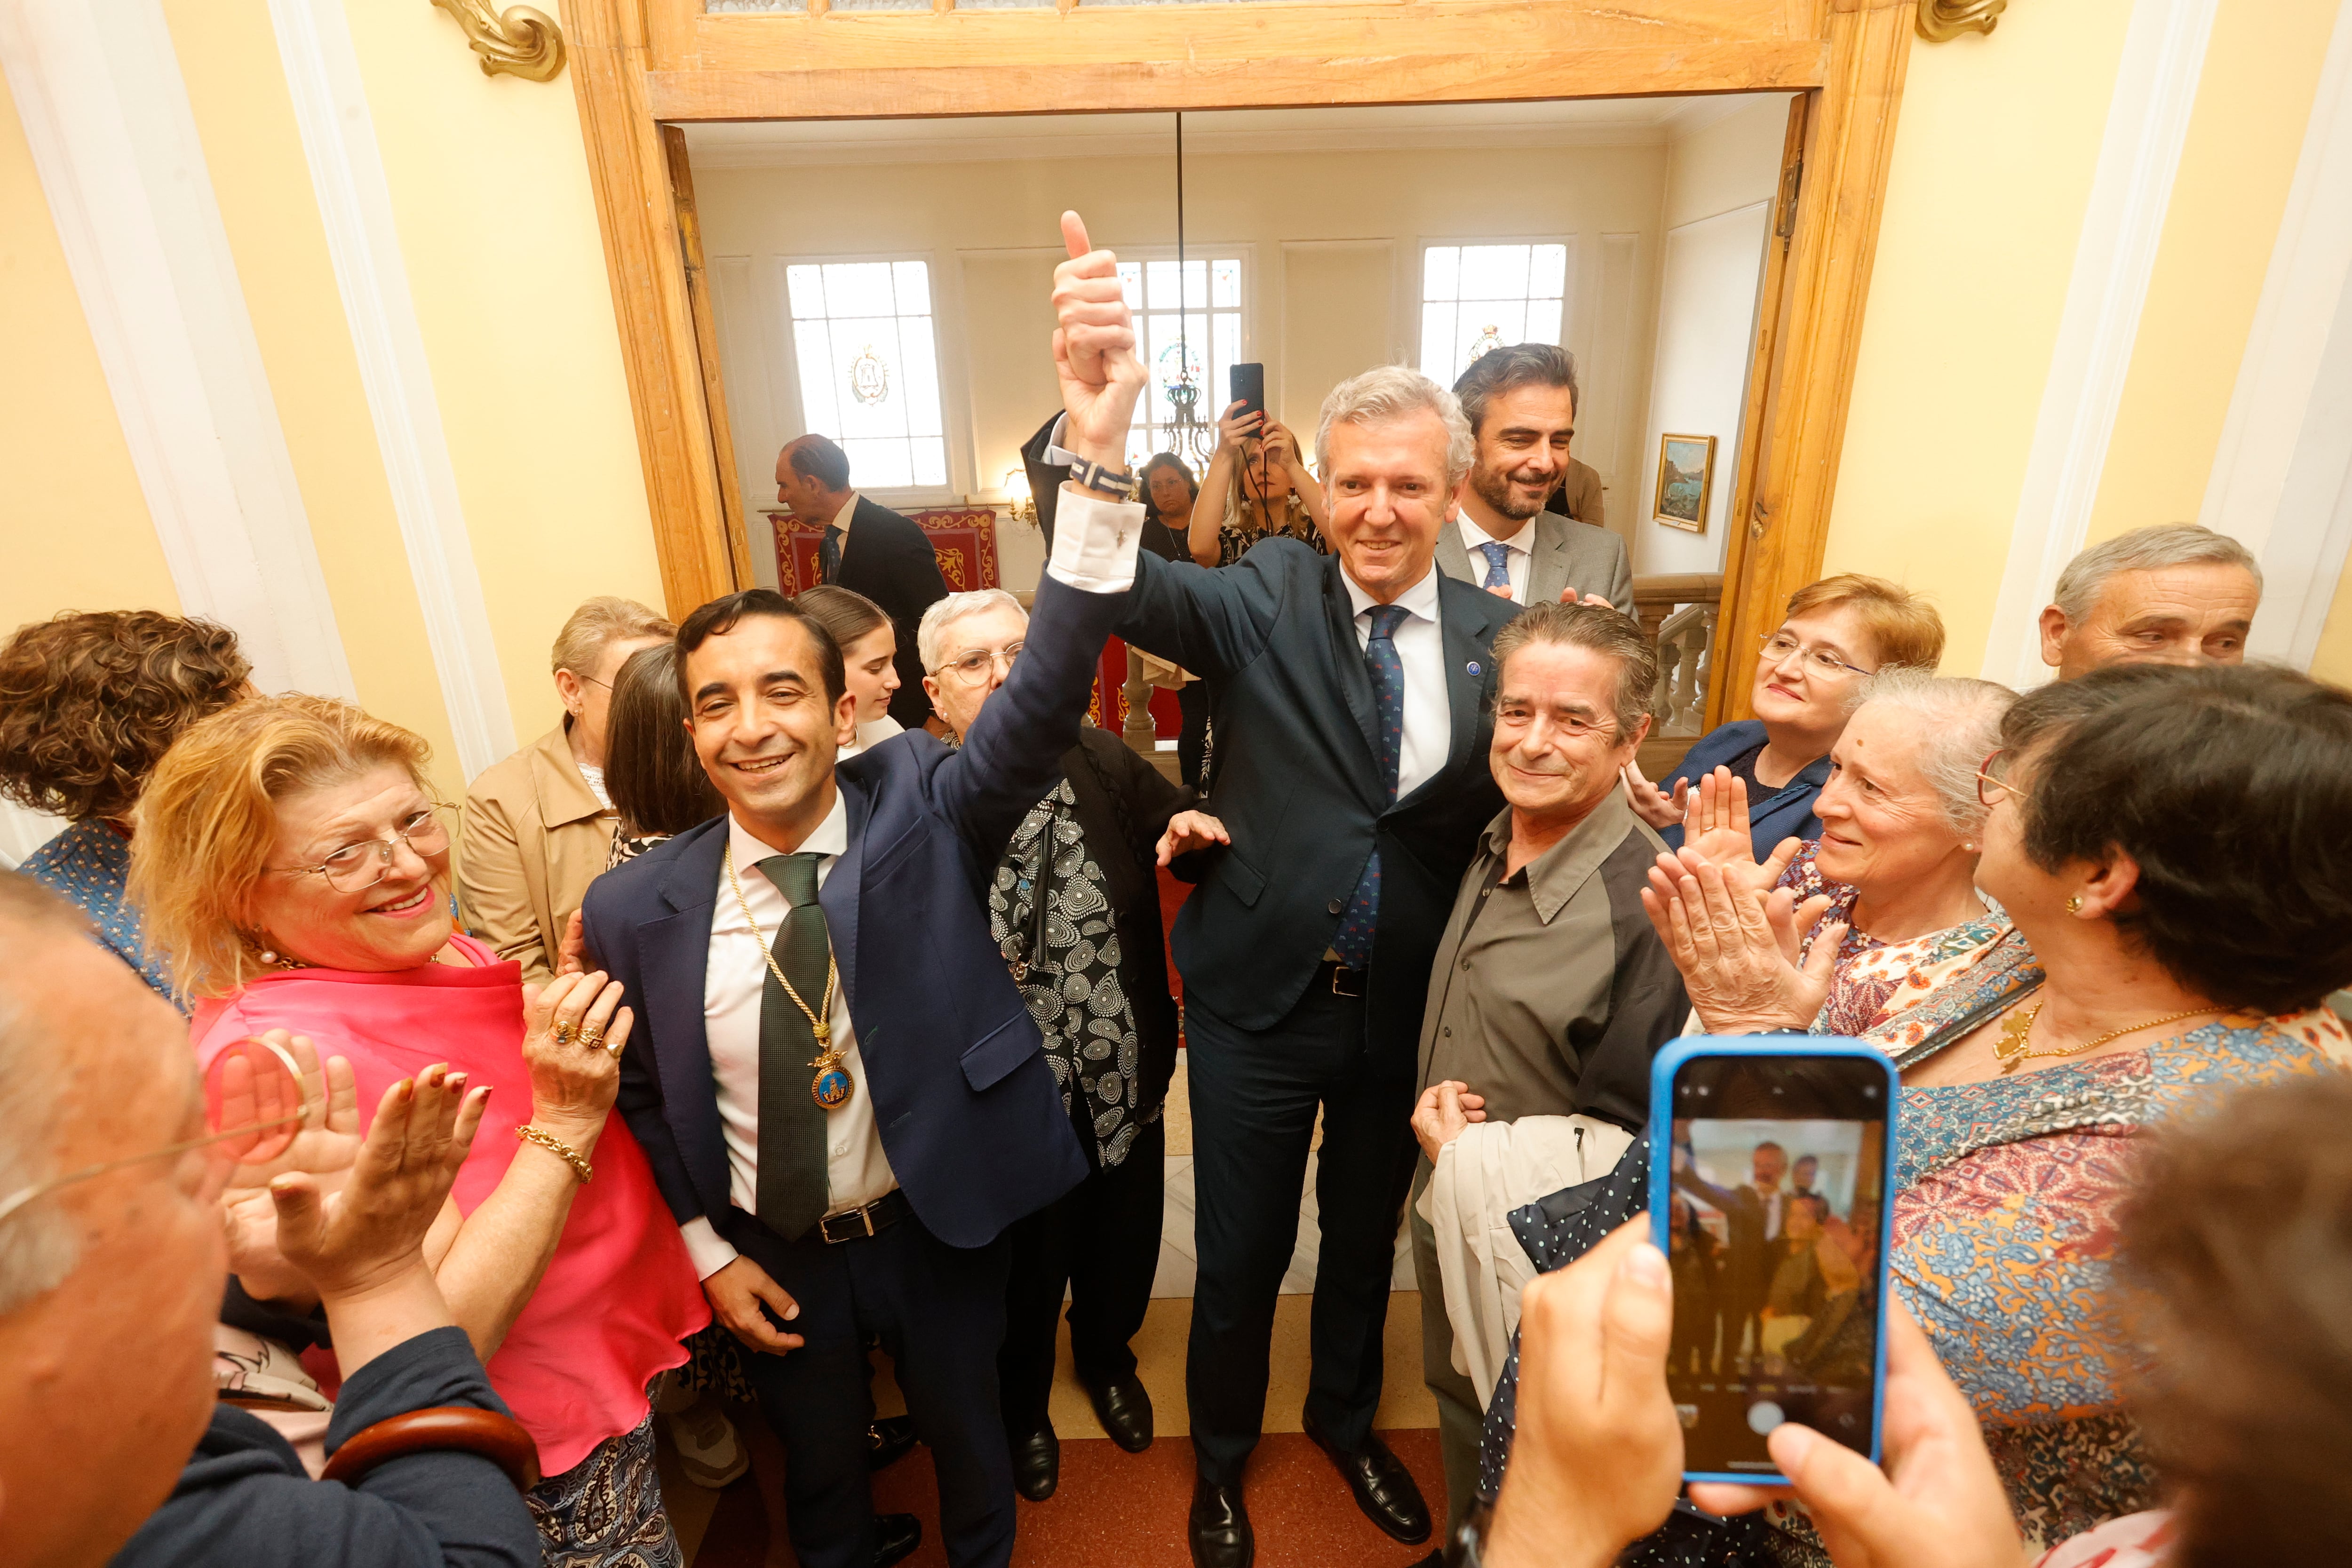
[819,1194,887,1244]
[1328,962,1367,998]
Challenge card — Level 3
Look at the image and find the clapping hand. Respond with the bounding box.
[1410,1080,1487,1164]
[1155,809,1232,867]
[1680,768,1803,895]
[219,1032,361,1304]
[521,970,632,1146]
[1051,211,1146,468]
[1557,587,1617,611]
[1623,756,1686,829]
[1639,846,1843,1034]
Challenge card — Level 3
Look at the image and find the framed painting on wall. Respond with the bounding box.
[1654,434,1716,533]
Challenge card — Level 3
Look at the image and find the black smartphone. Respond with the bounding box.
[1229,362,1266,426]
[1647,1038,1898,1484]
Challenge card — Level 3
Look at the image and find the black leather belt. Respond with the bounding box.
[819,1188,910,1244]
[1317,958,1368,998]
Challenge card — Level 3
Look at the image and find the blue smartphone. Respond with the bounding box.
[1648,1037,1898,1486]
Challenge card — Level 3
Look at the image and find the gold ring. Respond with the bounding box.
[552,1021,573,1045]
[604,1038,624,1057]
[578,1026,604,1050]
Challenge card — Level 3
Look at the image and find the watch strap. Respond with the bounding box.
[1065,456,1141,501]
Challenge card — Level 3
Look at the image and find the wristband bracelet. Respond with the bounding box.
[514,1124,592,1184]
[321,1405,542,1492]
[1064,455,1140,501]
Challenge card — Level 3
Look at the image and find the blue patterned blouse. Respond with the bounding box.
[19,819,182,1010]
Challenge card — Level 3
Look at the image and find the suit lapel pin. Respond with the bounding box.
[1466,661,1481,677]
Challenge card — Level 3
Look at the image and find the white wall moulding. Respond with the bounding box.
[267,0,515,780]
[0,0,355,701]
[2199,0,2352,670]
[1980,0,2220,688]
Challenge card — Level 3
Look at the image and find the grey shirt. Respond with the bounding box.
[1414,790,1687,1131]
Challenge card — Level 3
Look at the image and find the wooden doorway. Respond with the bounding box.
[562,0,1916,730]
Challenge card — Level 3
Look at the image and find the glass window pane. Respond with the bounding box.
[786,264,826,319]
[1181,259,1208,310]
[900,319,943,438]
[911,438,947,487]
[1118,262,1143,311]
[1421,302,1455,379]
[823,262,895,318]
[831,318,905,440]
[1530,244,1568,298]
[1146,260,1183,311]
[1526,299,1564,348]
[1213,311,1240,416]
[891,260,931,316]
[1212,258,1240,309]
[1458,245,1530,302]
[842,438,914,488]
[1422,246,1459,302]
[795,319,841,434]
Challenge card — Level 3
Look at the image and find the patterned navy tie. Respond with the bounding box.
[818,523,844,584]
[1476,540,1512,591]
[1331,604,1409,971]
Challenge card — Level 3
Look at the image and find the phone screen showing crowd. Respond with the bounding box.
[1661,1054,1890,1474]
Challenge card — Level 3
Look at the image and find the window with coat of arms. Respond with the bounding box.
[1418,242,1571,389]
[783,258,948,489]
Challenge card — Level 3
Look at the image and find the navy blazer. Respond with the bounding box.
[1657,719,1832,860]
[1114,540,1522,1062]
[829,495,950,730]
[582,576,1113,1252]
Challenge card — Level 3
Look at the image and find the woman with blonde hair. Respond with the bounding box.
[1627,573,1945,860]
[130,693,708,1566]
[1186,401,1331,567]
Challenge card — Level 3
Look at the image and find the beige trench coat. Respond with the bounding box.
[458,723,615,984]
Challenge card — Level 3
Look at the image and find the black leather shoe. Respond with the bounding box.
[1009,1428,1059,1502]
[867,1414,917,1471]
[1081,1372,1155,1452]
[1302,1413,1432,1544]
[1188,1473,1253,1568]
[874,1512,922,1568]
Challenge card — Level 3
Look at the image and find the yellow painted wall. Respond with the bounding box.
[1824,0,2136,673]
[0,72,179,633]
[343,0,666,745]
[2089,0,2339,544]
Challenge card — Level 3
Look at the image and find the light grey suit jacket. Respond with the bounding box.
[1435,511,1635,613]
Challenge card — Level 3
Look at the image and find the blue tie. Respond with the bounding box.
[1476,541,1512,591]
[819,523,844,583]
[1332,604,1409,971]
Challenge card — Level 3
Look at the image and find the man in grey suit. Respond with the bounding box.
[1436,345,1633,612]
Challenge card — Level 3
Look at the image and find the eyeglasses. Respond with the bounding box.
[268,804,457,893]
[1758,631,1873,679]
[1974,749,2026,809]
[0,1035,316,1230]
[932,643,1024,686]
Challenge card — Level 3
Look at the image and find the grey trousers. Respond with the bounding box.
[1407,1159,1485,1538]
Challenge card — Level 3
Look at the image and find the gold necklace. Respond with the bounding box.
[1994,1003,2223,1075]
[723,843,852,1110]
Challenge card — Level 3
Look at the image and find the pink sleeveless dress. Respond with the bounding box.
[191,933,708,1476]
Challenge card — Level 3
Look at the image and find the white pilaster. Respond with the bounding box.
[0,0,355,700]
[267,0,514,778]
[1979,0,2221,687]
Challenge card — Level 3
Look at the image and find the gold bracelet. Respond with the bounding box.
[513,1124,592,1185]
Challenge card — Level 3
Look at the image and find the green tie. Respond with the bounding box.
[754,853,831,1241]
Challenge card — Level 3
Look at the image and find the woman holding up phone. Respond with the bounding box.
[1186,399,1330,566]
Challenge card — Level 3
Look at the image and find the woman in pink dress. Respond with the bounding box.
[130,693,708,1566]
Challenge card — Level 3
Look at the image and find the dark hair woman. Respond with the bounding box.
[1136,453,1212,788]
[0,610,251,1002]
[793,584,904,756]
[602,642,723,867]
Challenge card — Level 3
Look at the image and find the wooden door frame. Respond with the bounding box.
[562,0,1917,724]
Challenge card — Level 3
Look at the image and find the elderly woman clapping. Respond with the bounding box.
[128,694,708,1562]
[1644,662,2352,1553]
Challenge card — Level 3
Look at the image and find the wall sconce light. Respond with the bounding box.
[1002,468,1036,527]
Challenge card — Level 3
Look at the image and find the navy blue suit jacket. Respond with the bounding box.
[1657,719,1832,859]
[1113,540,1521,1062]
[582,576,1111,1251]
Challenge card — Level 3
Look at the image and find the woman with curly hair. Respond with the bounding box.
[0,610,251,1003]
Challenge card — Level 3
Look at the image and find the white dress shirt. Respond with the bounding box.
[677,801,895,1279]
[676,482,1139,1279]
[1342,563,1449,800]
[1455,515,1533,604]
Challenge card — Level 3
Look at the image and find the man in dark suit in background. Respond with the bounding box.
[1674,1139,1788,1372]
[1089,364,1523,1567]
[588,213,1150,1568]
[775,433,949,730]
